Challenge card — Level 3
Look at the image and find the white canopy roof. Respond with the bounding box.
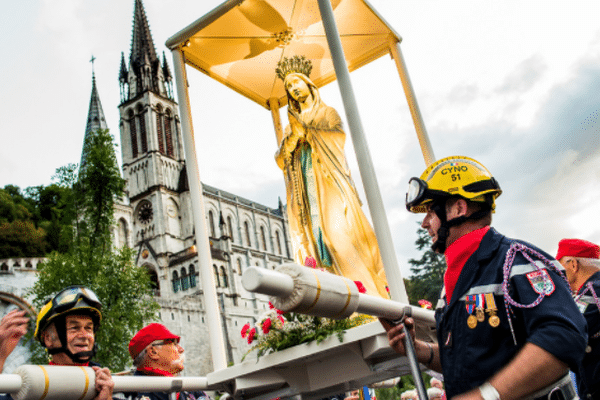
[166,0,401,109]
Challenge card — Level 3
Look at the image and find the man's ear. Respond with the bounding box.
[147,346,160,360]
[454,198,469,217]
[571,258,580,273]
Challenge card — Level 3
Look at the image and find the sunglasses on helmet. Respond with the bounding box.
[52,286,102,313]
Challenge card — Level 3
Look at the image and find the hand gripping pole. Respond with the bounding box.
[0,365,209,400]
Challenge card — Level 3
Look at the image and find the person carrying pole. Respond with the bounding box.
[0,285,115,400]
[381,156,586,400]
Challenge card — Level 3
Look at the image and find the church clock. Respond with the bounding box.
[137,201,153,224]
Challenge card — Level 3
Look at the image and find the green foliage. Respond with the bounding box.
[0,220,47,258]
[406,224,446,305]
[27,129,158,371]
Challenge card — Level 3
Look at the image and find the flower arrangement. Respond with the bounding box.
[240,256,375,361]
[418,299,433,309]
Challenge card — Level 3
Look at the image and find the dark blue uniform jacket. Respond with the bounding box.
[435,228,587,398]
[573,271,600,400]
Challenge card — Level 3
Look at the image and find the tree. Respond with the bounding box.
[406,224,446,305]
[28,129,159,371]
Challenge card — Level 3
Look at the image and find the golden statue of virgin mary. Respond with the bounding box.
[275,56,388,298]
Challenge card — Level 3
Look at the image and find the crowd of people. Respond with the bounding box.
[1,156,599,400]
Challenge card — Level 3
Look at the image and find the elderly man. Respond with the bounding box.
[381,156,586,400]
[1,286,115,400]
[127,323,209,400]
[556,238,600,400]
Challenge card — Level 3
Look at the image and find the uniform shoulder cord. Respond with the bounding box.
[575,282,600,339]
[501,242,570,345]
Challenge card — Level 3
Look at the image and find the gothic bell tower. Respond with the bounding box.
[118,0,192,258]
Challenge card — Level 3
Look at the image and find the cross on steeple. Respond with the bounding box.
[90,55,96,74]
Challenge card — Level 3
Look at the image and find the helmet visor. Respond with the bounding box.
[53,286,102,314]
[406,177,427,210]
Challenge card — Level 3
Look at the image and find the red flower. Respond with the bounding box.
[241,323,250,338]
[354,281,367,294]
[277,315,285,325]
[247,327,256,344]
[304,256,317,268]
[418,299,432,309]
[262,318,272,334]
[269,302,275,309]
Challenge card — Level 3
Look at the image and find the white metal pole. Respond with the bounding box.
[171,48,227,371]
[389,39,435,166]
[316,0,407,303]
[268,97,284,146]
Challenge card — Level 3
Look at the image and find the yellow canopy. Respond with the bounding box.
[165,0,401,109]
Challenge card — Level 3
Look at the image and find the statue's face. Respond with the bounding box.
[285,75,310,102]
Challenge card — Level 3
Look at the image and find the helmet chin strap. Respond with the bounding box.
[47,315,97,364]
[430,200,489,254]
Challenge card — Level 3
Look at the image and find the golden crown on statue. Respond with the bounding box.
[275,55,313,81]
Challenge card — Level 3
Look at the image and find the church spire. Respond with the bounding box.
[129,0,158,68]
[121,0,170,100]
[80,58,109,170]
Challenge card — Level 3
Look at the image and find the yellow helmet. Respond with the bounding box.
[34,286,102,343]
[406,156,502,213]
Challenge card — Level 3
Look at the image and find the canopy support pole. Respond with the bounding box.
[317,0,407,303]
[268,97,284,145]
[171,48,227,371]
[389,39,435,166]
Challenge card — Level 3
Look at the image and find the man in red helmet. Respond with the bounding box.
[556,238,600,400]
[127,323,209,400]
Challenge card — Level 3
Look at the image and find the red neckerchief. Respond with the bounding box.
[444,226,490,303]
[49,360,90,367]
[137,366,175,377]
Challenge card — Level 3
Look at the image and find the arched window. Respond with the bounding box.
[172,271,180,293]
[181,267,189,291]
[189,265,197,288]
[227,216,234,242]
[144,265,160,296]
[1,263,8,271]
[213,265,220,287]
[244,221,251,247]
[164,109,174,157]
[208,211,215,238]
[260,226,267,251]
[137,107,148,153]
[25,261,33,269]
[128,109,138,158]
[118,218,128,248]
[221,266,228,288]
[156,105,165,154]
[237,258,243,275]
[275,231,282,255]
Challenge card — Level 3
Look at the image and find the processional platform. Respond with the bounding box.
[208,322,420,400]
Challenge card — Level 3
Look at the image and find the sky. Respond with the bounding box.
[1,0,599,278]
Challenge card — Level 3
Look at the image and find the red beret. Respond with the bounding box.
[556,238,600,261]
[129,323,180,360]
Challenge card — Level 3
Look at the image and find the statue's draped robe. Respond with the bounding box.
[276,102,388,298]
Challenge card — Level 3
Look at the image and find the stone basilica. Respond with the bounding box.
[0,0,293,376]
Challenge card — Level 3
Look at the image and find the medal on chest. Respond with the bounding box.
[485,292,500,328]
[466,295,478,329]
